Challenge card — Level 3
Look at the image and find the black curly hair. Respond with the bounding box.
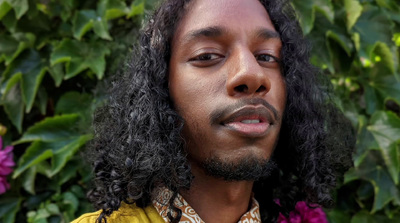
[87,0,354,222]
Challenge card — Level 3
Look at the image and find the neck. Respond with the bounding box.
[180,163,254,223]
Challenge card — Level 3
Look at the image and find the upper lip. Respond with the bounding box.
[220,105,275,125]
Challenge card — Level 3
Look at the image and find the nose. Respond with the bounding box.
[226,49,271,97]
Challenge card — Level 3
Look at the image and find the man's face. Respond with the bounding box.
[169,0,286,180]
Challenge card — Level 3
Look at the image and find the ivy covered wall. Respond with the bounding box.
[0,0,399,222]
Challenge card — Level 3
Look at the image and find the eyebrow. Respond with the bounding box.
[255,28,280,40]
[181,26,280,45]
[182,26,226,43]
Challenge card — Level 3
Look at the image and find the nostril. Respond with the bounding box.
[256,86,266,92]
[234,85,248,92]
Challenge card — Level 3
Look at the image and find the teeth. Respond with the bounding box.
[240,119,260,124]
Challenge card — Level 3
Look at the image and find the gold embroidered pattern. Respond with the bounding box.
[152,188,261,223]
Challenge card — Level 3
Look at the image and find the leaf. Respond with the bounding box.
[97,0,128,20]
[292,0,334,35]
[344,0,363,31]
[327,209,351,223]
[0,197,21,223]
[364,74,400,114]
[50,39,110,79]
[2,84,23,132]
[326,30,353,56]
[72,10,96,40]
[368,111,400,184]
[13,135,90,178]
[93,16,112,40]
[370,42,396,76]
[55,91,93,117]
[354,115,379,167]
[48,63,64,87]
[4,49,47,112]
[14,114,80,144]
[21,164,37,194]
[51,134,92,176]
[12,141,54,178]
[353,5,394,58]
[8,0,28,19]
[0,1,12,21]
[128,0,145,18]
[345,151,400,213]
[0,32,35,66]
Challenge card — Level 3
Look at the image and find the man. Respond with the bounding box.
[73,0,354,222]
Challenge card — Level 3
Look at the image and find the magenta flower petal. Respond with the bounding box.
[0,175,10,194]
[277,201,328,223]
[0,136,14,194]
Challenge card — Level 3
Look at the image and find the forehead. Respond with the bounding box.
[174,0,275,38]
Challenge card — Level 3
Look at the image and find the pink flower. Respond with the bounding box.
[0,136,15,194]
[277,201,328,223]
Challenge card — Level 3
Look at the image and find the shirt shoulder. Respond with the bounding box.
[71,203,165,223]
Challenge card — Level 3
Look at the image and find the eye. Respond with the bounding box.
[255,54,278,63]
[191,53,221,61]
[189,53,224,67]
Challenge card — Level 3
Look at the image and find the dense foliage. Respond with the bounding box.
[0,0,399,222]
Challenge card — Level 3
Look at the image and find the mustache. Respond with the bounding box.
[209,98,280,125]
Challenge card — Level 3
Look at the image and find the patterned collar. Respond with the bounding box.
[152,188,261,223]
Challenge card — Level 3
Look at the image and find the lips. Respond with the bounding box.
[220,106,274,137]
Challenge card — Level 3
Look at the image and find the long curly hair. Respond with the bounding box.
[87,0,354,222]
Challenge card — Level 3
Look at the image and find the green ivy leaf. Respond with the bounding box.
[0,1,12,20]
[0,197,21,223]
[364,75,400,114]
[4,49,47,113]
[50,39,110,79]
[55,91,93,118]
[128,0,145,18]
[367,111,400,184]
[72,10,111,40]
[353,5,394,58]
[7,0,28,19]
[354,115,379,167]
[14,114,80,144]
[97,0,128,20]
[51,134,92,176]
[370,42,396,76]
[72,10,96,40]
[3,84,23,132]
[292,0,334,35]
[21,165,37,194]
[48,63,64,87]
[344,0,363,31]
[0,32,35,66]
[345,151,400,213]
[13,135,90,178]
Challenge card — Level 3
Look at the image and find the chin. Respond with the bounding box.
[200,154,277,181]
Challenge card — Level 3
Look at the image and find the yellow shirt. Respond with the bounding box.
[71,203,165,223]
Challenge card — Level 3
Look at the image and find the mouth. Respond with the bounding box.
[220,106,274,137]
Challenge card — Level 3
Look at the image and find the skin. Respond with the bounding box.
[169,0,286,222]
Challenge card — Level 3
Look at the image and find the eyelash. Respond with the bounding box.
[189,53,279,63]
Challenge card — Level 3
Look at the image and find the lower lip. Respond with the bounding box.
[223,122,270,137]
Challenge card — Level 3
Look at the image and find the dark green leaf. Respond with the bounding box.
[0,32,35,66]
[51,134,92,176]
[0,197,21,223]
[50,39,110,79]
[14,114,80,144]
[3,84,23,132]
[344,0,363,31]
[368,111,400,184]
[93,16,112,40]
[55,91,93,116]
[353,5,394,58]
[354,115,379,167]
[21,165,38,194]
[345,151,400,213]
[97,0,128,20]
[8,0,28,19]
[72,10,96,40]
[4,49,47,112]
[0,1,12,20]
[128,0,145,18]
[48,63,64,87]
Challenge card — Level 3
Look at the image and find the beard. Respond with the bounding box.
[200,154,277,181]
